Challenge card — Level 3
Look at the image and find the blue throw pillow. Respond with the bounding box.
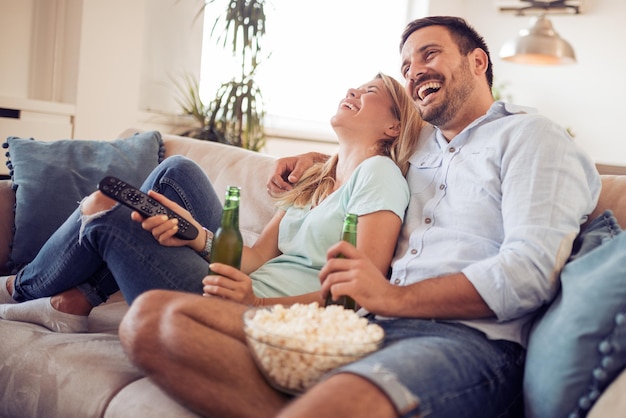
[2,131,165,271]
[524,211,625,418]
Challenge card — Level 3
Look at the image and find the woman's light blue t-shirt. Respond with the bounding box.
[251,155,409,298]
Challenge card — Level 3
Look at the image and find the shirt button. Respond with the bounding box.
[439,184,445,190]
[411,249,418,255]
[425,218,432,224]
[449,147,455,153]
[394,279,401,285]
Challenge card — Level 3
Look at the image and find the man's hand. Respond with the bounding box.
[319,241,396,315]
[322,242,496,320]
[266,152,330,196]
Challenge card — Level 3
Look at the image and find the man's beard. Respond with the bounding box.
[419,60,473,128]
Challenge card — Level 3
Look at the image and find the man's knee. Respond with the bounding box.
[119,290,174,365]
[278,373,401,418]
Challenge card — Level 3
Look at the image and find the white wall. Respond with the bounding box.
[420,0,626,166]
[0,0,624,165]
[73,1,147,138]
[0,0,204,141]
[0,1,35,99]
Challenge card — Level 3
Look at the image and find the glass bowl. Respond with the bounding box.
[243,304,384,394]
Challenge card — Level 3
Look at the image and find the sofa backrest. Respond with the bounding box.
[160,132,278,246]
[0,180,15,273]
[588,175,626,229]
[0,131,625,273]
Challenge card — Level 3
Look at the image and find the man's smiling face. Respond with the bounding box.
[400,25,475,130]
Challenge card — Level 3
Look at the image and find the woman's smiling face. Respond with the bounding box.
[330,77,399,142]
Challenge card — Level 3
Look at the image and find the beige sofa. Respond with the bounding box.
[0,130,625,418]
[0,131,277,418]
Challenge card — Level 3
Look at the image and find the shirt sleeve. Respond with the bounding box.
[343,156,410,221]
[462,116,601,321]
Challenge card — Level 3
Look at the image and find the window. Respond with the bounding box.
[200,0,409,141]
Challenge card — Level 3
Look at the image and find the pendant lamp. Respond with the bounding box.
[499,14,576,65]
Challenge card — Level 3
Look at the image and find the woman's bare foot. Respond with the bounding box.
[51,288,94,316]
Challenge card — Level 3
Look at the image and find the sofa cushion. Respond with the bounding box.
[588,175,626,230]
[0,319,144,418]
[2,131,165,271]
[0,180,15,273]
[156,131,278,246]
[524,214,626,418]
[104,378,199,418]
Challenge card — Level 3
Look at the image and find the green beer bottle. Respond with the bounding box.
[209,186,243,271]
[325,213,358,310]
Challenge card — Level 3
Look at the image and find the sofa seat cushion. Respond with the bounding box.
[0,319,143,418]
[104,377,199,418]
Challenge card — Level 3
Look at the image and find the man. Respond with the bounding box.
[120,16,600,418]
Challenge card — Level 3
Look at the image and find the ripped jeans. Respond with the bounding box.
[12,156,224,306]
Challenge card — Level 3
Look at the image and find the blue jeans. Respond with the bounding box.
[13,156,224,306]
[330,319,525,418]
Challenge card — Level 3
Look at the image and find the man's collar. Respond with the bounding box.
[492,100,537,116]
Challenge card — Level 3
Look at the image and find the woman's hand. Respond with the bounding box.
[202,263,259,306]
[130,190,205,251]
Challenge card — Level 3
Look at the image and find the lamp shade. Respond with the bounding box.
[500,15,576,65]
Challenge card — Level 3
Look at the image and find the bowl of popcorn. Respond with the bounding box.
[243,302,384,394]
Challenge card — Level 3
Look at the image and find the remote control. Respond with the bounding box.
[98,176,199,241]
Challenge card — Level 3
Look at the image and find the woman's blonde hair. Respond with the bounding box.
[277,72,423,208]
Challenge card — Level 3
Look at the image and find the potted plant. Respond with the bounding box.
[179,0,267,152]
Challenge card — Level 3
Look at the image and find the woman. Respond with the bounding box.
[0,73,423,332]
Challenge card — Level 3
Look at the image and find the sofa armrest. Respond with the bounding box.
[0,179,15,273]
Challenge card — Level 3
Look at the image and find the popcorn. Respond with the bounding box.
[243,302,384,393]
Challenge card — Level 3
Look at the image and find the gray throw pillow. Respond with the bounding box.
[2,131,165,271]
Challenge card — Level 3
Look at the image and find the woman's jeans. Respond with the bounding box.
[13,156,224,306]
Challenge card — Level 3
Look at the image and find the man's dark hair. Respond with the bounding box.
[400,16,493,88]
